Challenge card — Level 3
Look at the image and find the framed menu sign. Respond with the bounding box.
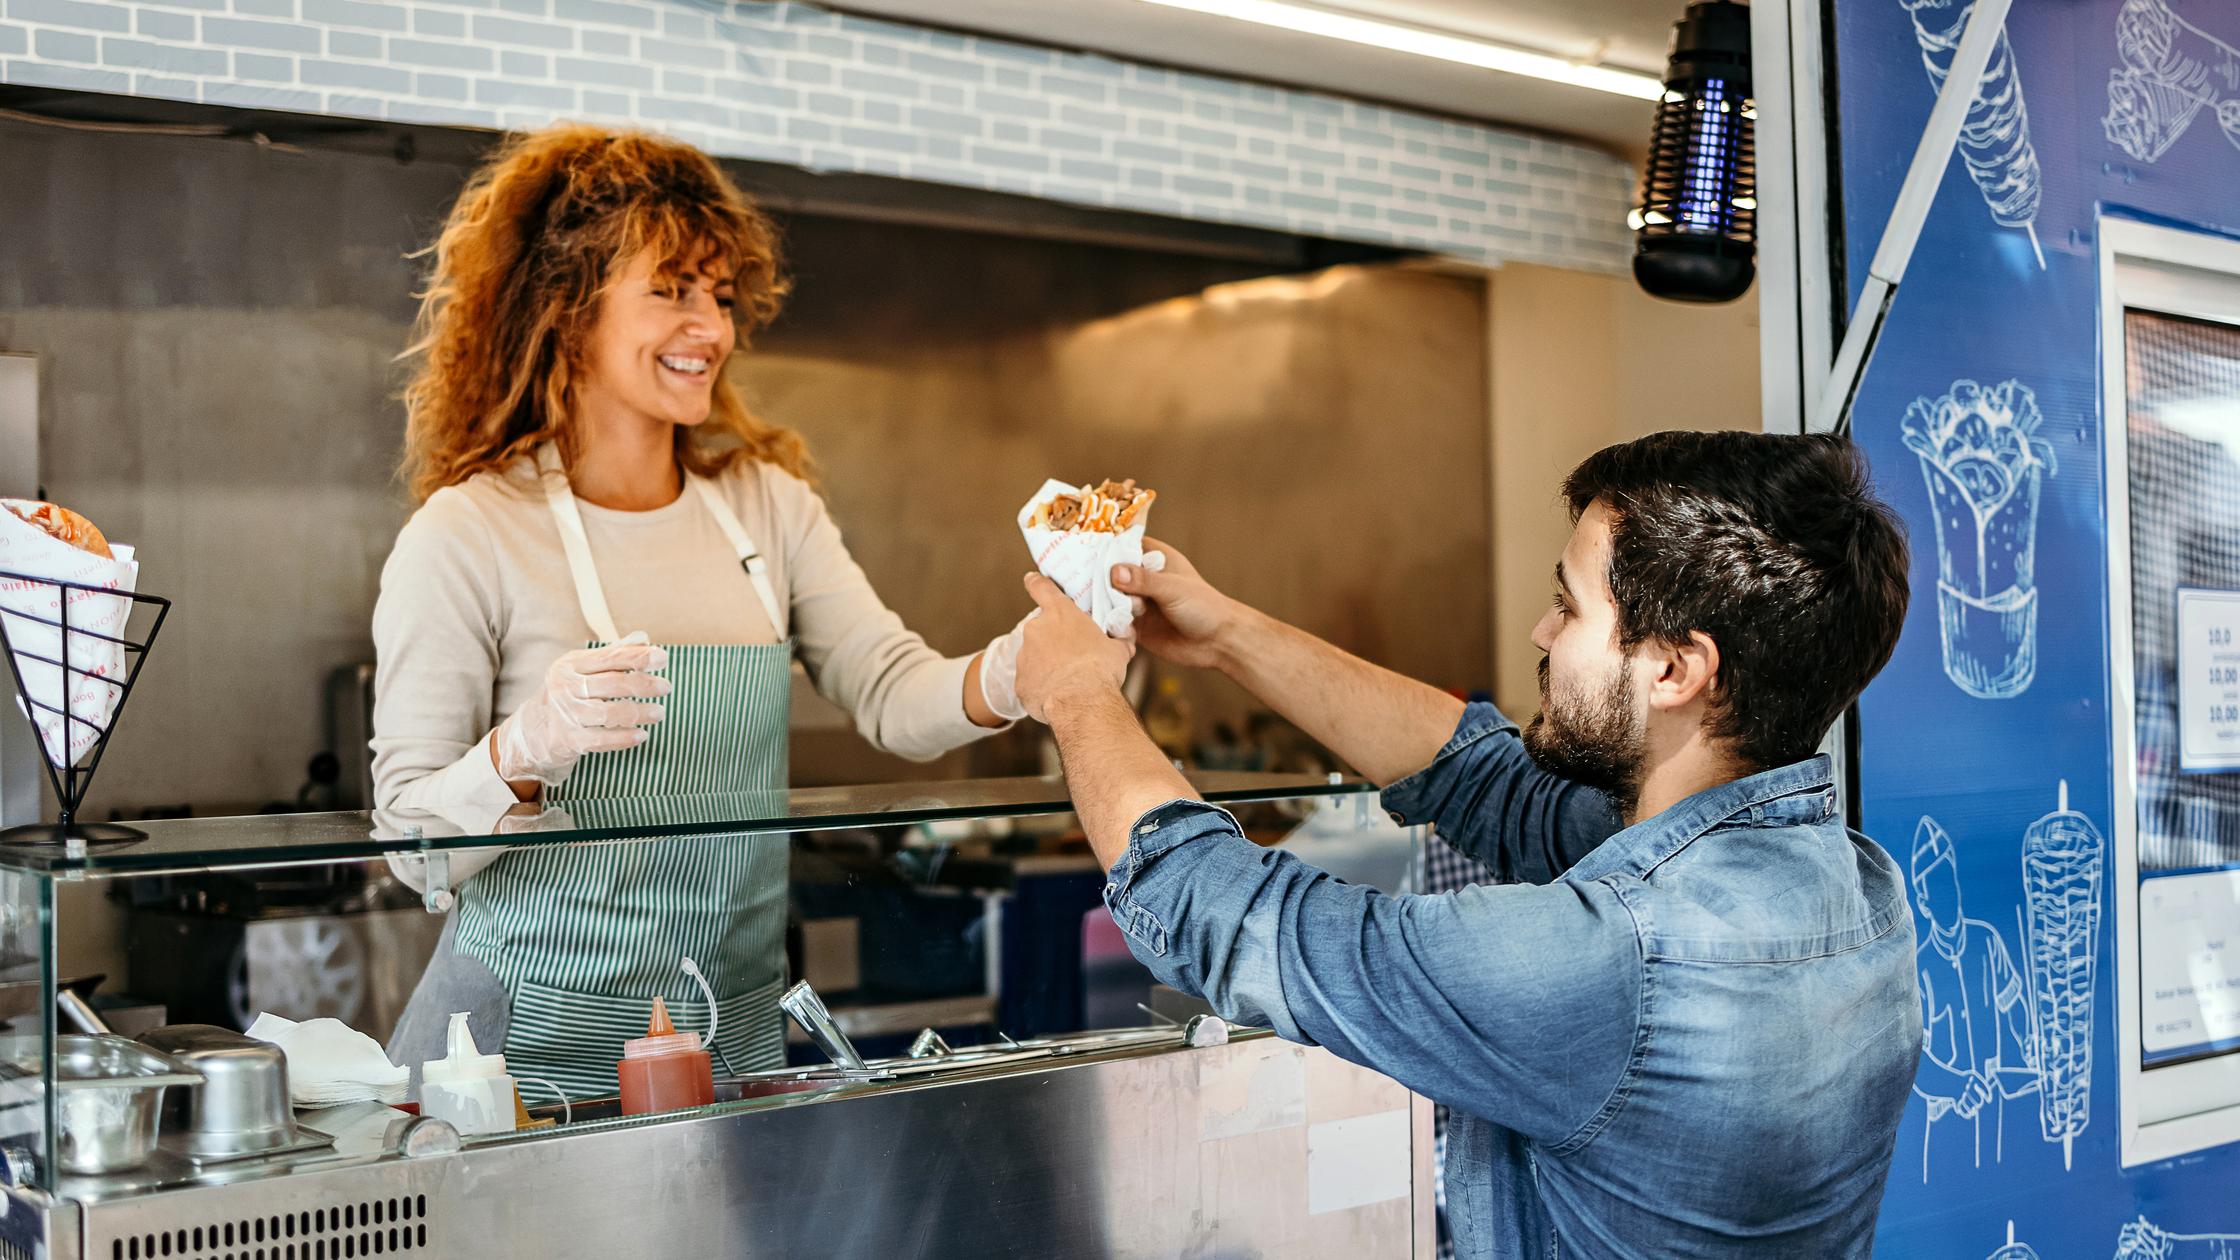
[2179,588,2240,774]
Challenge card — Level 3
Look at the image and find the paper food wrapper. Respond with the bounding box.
[0,502,139,769]
[1018,479,1148,637]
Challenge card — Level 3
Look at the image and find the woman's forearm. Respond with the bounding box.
[488,730,542,802]
[962,652,1005,728]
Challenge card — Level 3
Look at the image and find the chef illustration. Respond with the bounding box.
[1910,816,2040,1180]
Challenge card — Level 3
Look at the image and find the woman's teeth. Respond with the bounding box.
[658,355,709,376]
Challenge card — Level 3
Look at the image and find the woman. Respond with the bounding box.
[373,125,1028,1095]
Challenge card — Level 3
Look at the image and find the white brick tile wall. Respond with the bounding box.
[0,0,1636,272]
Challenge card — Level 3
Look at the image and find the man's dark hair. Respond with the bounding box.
[1562,430,1910,771]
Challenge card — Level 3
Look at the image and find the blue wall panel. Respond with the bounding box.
[1837,0,2240,1254]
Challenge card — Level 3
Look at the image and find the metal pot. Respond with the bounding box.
[137,1025,304,1160]
[53,1035,200,1175]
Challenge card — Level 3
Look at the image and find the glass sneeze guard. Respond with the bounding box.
[0,771,1378,878]
[0,770,1386,1196]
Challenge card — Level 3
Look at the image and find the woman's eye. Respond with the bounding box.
[715,294,736,309]
[1550,593,1568,615]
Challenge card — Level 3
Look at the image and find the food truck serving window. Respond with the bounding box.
[2129,313,2240,1072]
[2103,220,2240,1165]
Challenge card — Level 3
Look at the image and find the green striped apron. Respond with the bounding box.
[450,445,793,1099]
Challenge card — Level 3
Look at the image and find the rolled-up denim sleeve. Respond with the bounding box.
[1105,798,1641,1145]
[1381,701,1623,885]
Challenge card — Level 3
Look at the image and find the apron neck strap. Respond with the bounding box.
[686,473,787,634]
[537,444,789,641]
[537,444,625,645]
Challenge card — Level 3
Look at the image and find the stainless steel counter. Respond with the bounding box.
[3,1028,1431,1260]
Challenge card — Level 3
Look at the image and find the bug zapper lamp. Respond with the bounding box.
[1631,0,1756,303]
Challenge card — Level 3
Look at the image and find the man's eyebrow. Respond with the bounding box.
[1554,560,1576,599]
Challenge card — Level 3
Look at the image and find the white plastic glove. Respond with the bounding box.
[491,631,670,786]
[979,615,1032,724]
[980,553,1166,723]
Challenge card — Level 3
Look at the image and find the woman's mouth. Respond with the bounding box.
[658,354,710,380]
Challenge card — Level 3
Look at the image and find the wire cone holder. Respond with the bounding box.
[0,567,170,847]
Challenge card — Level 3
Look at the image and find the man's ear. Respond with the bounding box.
[1647,630,1722,713]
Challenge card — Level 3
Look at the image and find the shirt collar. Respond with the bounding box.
[1562,754,1838,884]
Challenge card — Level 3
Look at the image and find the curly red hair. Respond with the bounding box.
[400,123,808,502]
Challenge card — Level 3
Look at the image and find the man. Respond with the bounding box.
[1013,430,1922,1258]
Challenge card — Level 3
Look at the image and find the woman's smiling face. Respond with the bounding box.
[579,246,738,431]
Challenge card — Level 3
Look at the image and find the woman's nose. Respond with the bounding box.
[679,289,729,338]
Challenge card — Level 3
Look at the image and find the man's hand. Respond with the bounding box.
[1112,539,1243,670]
[1017,574,1135,722]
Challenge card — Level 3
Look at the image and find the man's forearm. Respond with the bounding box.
[1214,605,1466,786]
[1045,682,1197,870]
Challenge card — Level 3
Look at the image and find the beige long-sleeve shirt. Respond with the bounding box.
[371,453,989,815]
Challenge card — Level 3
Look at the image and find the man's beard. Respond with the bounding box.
[1522,655,1646,815]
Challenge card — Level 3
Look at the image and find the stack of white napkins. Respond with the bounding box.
[246,1013,410,1107]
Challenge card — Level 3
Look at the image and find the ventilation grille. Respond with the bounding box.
[109,1196,431,1260]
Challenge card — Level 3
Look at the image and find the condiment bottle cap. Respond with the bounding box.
[624,996,703,1060]
[423,1011,508,1084]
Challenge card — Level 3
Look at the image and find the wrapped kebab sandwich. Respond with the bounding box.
[1019,478,1162,637]
[0,500,139,767]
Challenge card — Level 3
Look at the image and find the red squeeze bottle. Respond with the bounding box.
[617,997,715,1116]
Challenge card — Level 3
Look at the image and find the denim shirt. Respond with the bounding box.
[1105,703,1920,1259]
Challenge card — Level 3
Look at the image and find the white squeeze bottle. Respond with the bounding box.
[419,1012,518,1136]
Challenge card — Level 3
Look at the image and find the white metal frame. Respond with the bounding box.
[1753,0,1832,439]
[2099,217,2240,1167]
[1753,0,1859,805]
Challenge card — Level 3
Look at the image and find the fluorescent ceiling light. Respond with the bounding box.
[1138,0,1666,100]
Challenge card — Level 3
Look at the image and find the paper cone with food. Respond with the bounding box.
[0,500,139,768]
[1019,478,1156,637]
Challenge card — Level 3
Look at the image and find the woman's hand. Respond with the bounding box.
[1110,540,1243,671]
[974,611,1037,725]
[490,632,671,787]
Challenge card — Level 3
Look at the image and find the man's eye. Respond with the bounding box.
[716,294,736,309]
[1550,593,1568,614]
